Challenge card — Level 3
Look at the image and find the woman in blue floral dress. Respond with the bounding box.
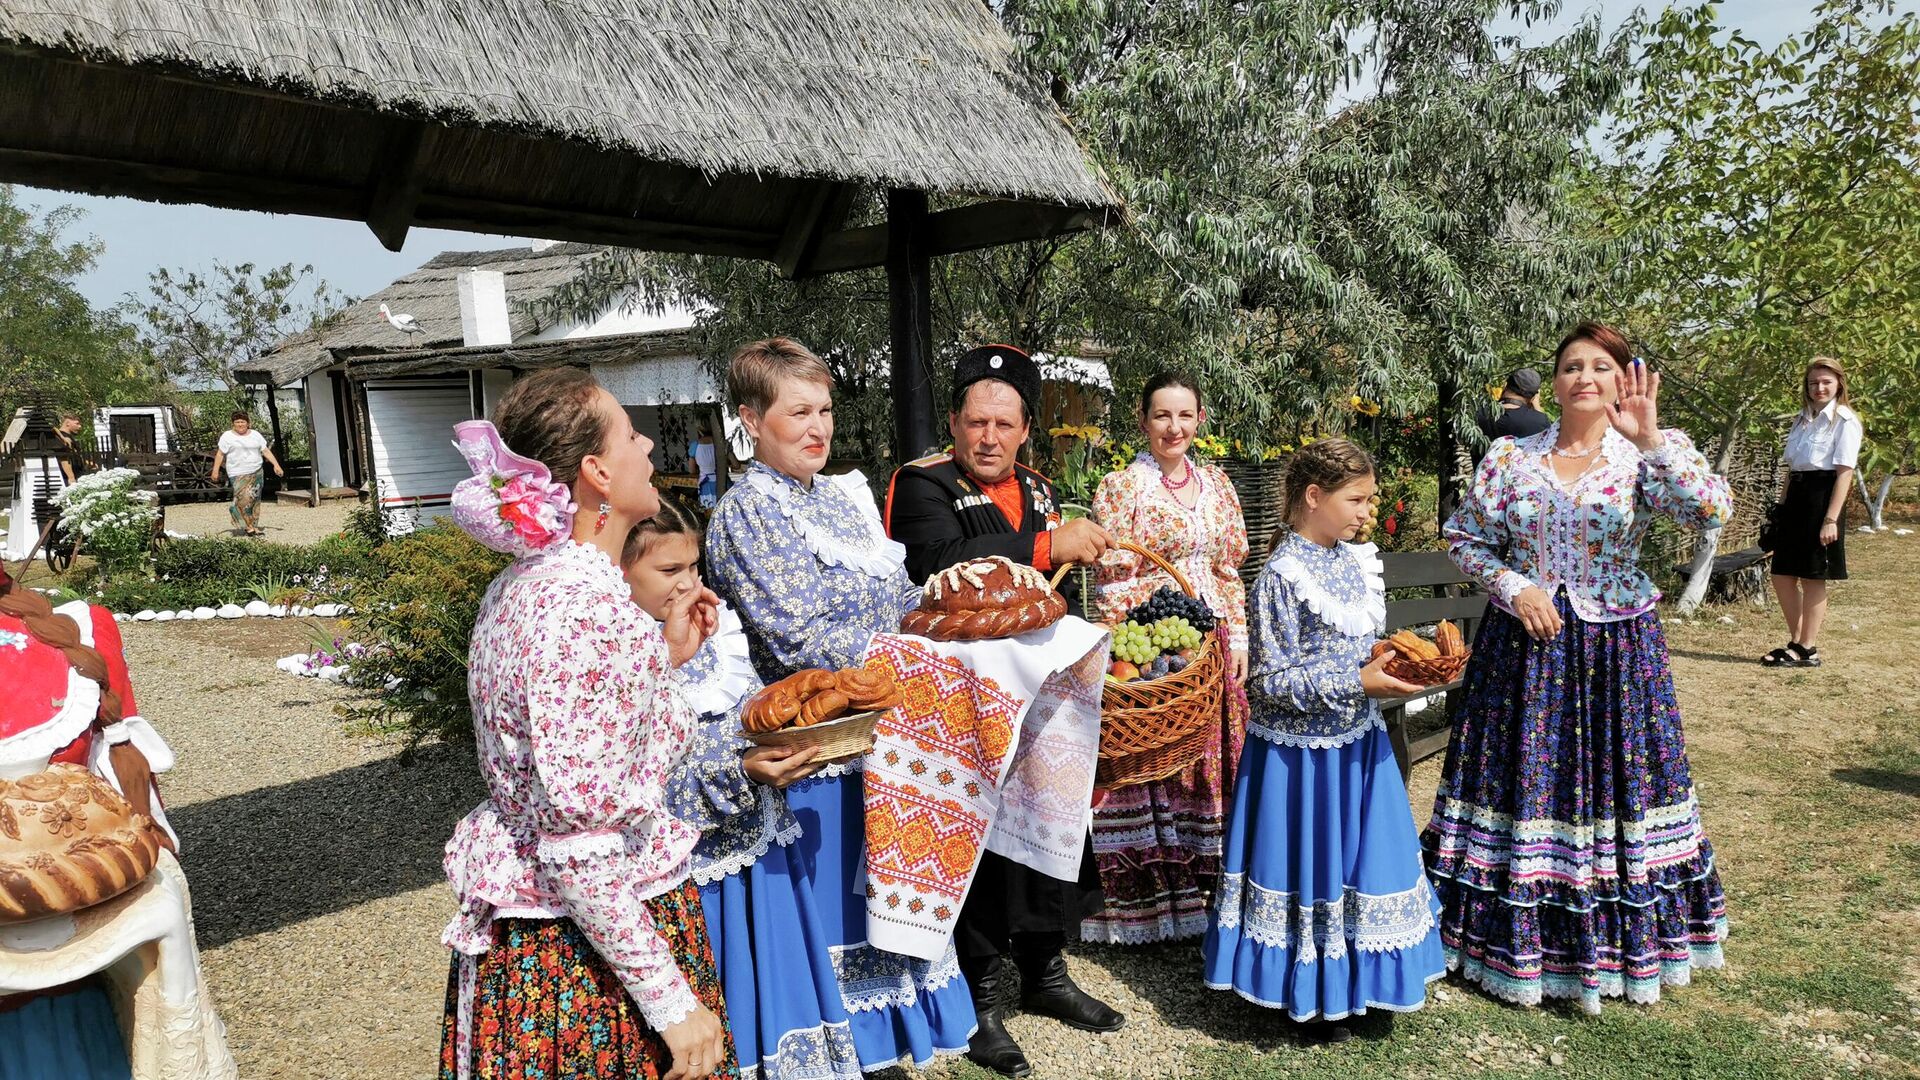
[704,338,975,1071]
[1203,438,1446,1034]
[1425,321,1734,1012]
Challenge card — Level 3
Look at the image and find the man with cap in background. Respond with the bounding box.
[1484,366,1551,439]
[885,344,1123,1077]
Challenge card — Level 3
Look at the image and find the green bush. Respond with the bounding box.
[66,532,378,611]
[336,523,510,749]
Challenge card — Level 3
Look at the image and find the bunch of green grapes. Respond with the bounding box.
[1149,616,1205,652]
[1112,621,1159,665]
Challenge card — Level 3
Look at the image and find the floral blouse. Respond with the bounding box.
[706,462,921,684]
[663,603,802,885]
[442,539,701,1031]
[1247,531,1387,748]
[1093,454,1250,651]
[1447,425,1733,623]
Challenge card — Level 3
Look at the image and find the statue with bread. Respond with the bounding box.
[884,344,1125,1077]
[0,563,234,1079]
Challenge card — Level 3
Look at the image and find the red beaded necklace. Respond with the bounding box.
[1159,457,1199,498]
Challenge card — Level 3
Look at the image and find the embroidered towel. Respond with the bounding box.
[860,617,1108,960]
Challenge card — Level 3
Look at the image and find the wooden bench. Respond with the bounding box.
[1378,551,1488,781]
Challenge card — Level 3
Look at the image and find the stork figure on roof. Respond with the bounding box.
[378,303,424,336]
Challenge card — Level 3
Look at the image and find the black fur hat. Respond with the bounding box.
[952,344,1039,416]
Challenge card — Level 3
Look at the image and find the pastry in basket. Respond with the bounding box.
[1372,621,1471,685]
[741,666,902,733]
[899,555,1067,641]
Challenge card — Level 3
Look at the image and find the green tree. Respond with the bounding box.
[1590,0,1920,605]
[0,186,156,420]
[128,260,350,395]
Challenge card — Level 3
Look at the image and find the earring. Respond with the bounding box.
[595,502,611,533]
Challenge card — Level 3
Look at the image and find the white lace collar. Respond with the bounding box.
[1270,533,1386,637]
[680,603,758,717]
[516,537,627,592]
[0,600,103,774]
[743,463,907,580]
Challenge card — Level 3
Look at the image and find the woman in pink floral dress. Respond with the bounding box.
[438,367,736,1080]
[1085,372,1251,944]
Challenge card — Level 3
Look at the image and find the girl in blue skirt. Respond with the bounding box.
[624,503,864,1080]
[1203,438,1446,1036]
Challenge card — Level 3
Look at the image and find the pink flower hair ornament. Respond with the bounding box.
[450,420,577,557]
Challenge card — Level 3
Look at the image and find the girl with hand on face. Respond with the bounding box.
[1764,357,1862,668]
[1424,322,1734,1014]
[621,503,863,1080]
[1201,437,1444,1039]
[1084,372,1253,947]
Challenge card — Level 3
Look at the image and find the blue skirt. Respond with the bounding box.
[700,835,863,1080]
[783,771,975,1070]
[1203,722,1446,1020]
[0,982,133,1080]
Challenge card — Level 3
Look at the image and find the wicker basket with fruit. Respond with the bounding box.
[1051,541,1225,788]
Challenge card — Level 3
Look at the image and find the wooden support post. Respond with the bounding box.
[365,122,428,252]
[262,384,285,499]
[886,189,936,467]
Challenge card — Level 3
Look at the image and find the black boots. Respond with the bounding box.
[964,954,1033,1077]
[1014,950,1126,1034]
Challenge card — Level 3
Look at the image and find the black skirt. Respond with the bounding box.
[1772,469,1848,580]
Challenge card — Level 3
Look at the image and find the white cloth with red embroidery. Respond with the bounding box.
[859,616,1109,960]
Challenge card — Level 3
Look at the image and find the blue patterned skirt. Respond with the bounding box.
[1421,597,1728,1013]
[0,982,132,1080]
[783,771,975,1070]
[1202,722,1446,1020]
[699,833,863,1080]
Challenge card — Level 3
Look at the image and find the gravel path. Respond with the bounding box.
[122,615,483,1079]
[162,499,354,546]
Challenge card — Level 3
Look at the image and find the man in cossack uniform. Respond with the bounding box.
[884,345,1123,1077]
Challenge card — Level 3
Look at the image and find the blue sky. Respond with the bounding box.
[20,2,1823,310]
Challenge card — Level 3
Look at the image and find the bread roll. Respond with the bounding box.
[0,764,161,923]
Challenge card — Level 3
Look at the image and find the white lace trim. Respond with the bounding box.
[637,976,700,1032]
[1270,539,1386,637]
[1246,711,1385,750]
[681,604,758,717]
[1212,873,1436,961]
[0,601,102,769]
[520,536,627,591]
[738,1018,864,1080]
[830,940,963,1014]
[689,799,802,886]
[745,467,907,580]
[534,829,627,863]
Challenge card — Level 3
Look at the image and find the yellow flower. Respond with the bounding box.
[1351,396,1381,417]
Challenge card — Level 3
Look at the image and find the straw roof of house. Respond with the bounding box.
[237,242,609,386]
[0,0,1116,259]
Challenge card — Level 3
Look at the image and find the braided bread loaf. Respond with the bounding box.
[741,667,903,733]
[899,556,1068,642]
[0,764,162,923]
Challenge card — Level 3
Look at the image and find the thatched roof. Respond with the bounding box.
[0,0,1117,264]
[344,326,702,382]
[235,242,612,386]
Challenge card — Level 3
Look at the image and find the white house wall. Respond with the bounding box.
[363,377,475,529]
[4,457,65,560]
[592,354,719,408]
[527,290,700,341]
[90,406,174,454]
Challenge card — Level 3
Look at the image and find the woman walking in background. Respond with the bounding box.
[1085,372,1250,944]
[1425,321,1733,1013]
[210,411,281,537]
[1764,357,1862,668]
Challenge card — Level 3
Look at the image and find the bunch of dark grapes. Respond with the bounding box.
[1125,586,1218,634]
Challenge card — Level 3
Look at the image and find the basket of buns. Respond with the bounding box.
[1052,540,1225,789]
[1370,620,1471,686]
[738,666,903,764]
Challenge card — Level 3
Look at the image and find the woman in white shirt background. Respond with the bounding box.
[1764,357,1863,668]
[210,411,283,537]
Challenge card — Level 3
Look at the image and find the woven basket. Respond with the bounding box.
[1054,540,1225,788]
[740,709,883,765]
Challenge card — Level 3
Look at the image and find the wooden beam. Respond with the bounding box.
[365,122,429,252]
[886,189,938,465]
[803,199,1110,277]
[774,182,856,279]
